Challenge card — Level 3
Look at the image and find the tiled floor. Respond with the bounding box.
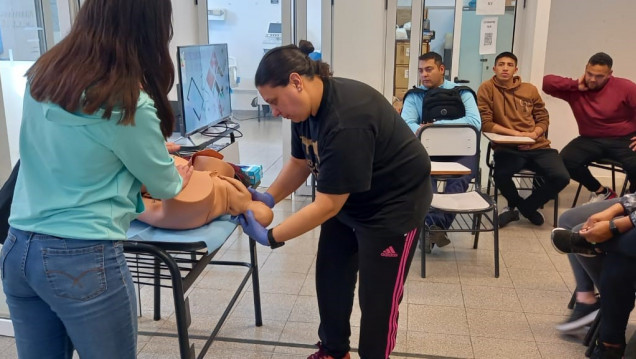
[1,114,635,358]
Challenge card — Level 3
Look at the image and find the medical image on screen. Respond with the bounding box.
[178,44,232,135]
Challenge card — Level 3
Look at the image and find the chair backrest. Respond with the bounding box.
[419,124,479,157]
[419,124,481,188]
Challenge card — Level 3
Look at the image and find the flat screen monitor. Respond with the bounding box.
[177,43,232,136]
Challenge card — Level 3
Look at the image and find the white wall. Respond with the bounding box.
[512,0,551,87]
[169,0,201,101]
[332,0,386,91]
[543,0,636,151]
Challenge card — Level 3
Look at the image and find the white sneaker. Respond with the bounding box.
[587,187,617,204]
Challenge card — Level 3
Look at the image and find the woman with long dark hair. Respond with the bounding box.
[240,44,432,359]
[0,0,191,357]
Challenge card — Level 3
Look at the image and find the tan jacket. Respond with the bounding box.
[477,76,550,150]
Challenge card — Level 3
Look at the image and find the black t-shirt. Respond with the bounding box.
[291,77,432,235]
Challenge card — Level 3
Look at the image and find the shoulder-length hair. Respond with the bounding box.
[26,0,175,137]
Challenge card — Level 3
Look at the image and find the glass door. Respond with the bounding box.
[0,0,75,336]
[452,0,517,91]
[385,0,457,107]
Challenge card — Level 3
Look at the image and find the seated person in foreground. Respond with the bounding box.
[477,51,569,227]
[552,195,636,359]
[543,52,636,203]
[401,51,481,248]
[139,149,273,229]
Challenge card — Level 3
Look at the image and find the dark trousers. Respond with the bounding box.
[560,135,636,192]
[316,217,421,359]
[493,148,569,215]
[598,252,636,345]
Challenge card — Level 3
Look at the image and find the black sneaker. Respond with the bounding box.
[524,210,545,226]
[590,341,625,359]
[498,206,520,228]
[429,224,451,247]
[555,301,600,332]
[551,228,598,256]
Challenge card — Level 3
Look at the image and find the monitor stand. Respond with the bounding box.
[169,120,240,151]
[171,130,215,150]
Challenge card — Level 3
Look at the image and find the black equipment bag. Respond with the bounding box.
[403,85,476,124]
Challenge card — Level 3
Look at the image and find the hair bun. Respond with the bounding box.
[298,40,314,56]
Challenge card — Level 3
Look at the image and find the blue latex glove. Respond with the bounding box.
[238,210,269,246]
[248,187,275,208]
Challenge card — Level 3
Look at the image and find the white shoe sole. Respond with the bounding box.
[555,308,599,332]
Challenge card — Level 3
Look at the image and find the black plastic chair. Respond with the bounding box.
[571,159,630,208]
[419,125,499,278]
[485,143,559,227]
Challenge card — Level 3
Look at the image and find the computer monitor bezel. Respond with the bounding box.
[176,43,232,137]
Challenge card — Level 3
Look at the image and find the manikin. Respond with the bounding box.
[138,149,273,229]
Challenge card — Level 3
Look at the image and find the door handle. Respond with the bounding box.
[480,58,488,62]
[454,77,470,84]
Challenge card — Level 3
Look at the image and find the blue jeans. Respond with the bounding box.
[1,227,137,359]
[557,199,621,292]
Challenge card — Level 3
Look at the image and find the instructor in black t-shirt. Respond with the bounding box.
[238,44,432,359]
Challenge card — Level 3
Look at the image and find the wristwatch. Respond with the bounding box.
[609,219,621,237]
[267,228,285,249]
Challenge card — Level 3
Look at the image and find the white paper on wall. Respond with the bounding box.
[479,17,498,55]
[476,0,506,15]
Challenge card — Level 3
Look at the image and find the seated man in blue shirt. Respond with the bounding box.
[401,51,481,249]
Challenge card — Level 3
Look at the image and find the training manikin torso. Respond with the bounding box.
[138,149,273,229]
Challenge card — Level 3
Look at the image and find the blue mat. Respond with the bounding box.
[126,215,238,254]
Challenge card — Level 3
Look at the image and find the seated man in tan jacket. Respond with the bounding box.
[477,52,570,227]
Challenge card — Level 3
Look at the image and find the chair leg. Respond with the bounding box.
[620,177,629,196]
[567,291,576,310]
[611,165,616,192]
[584,312,602,358]
[584,310,602,347]
[553,194,559,228]
[472,214,482,249]
[493,205,500,278]
[420,230,427,278]
[572,183,583,208]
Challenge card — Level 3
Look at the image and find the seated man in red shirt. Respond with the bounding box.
[543,52,636,203]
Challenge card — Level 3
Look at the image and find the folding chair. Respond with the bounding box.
[485,144,559,226]
[571,159,630,208]
[419,125,499,278]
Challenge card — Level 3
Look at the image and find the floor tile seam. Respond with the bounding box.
[466,333,539,343]
[407,302,471,311]
[261,155,284,173]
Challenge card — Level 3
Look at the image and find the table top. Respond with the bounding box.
[430,161,471,176]
[483,132,536,145]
